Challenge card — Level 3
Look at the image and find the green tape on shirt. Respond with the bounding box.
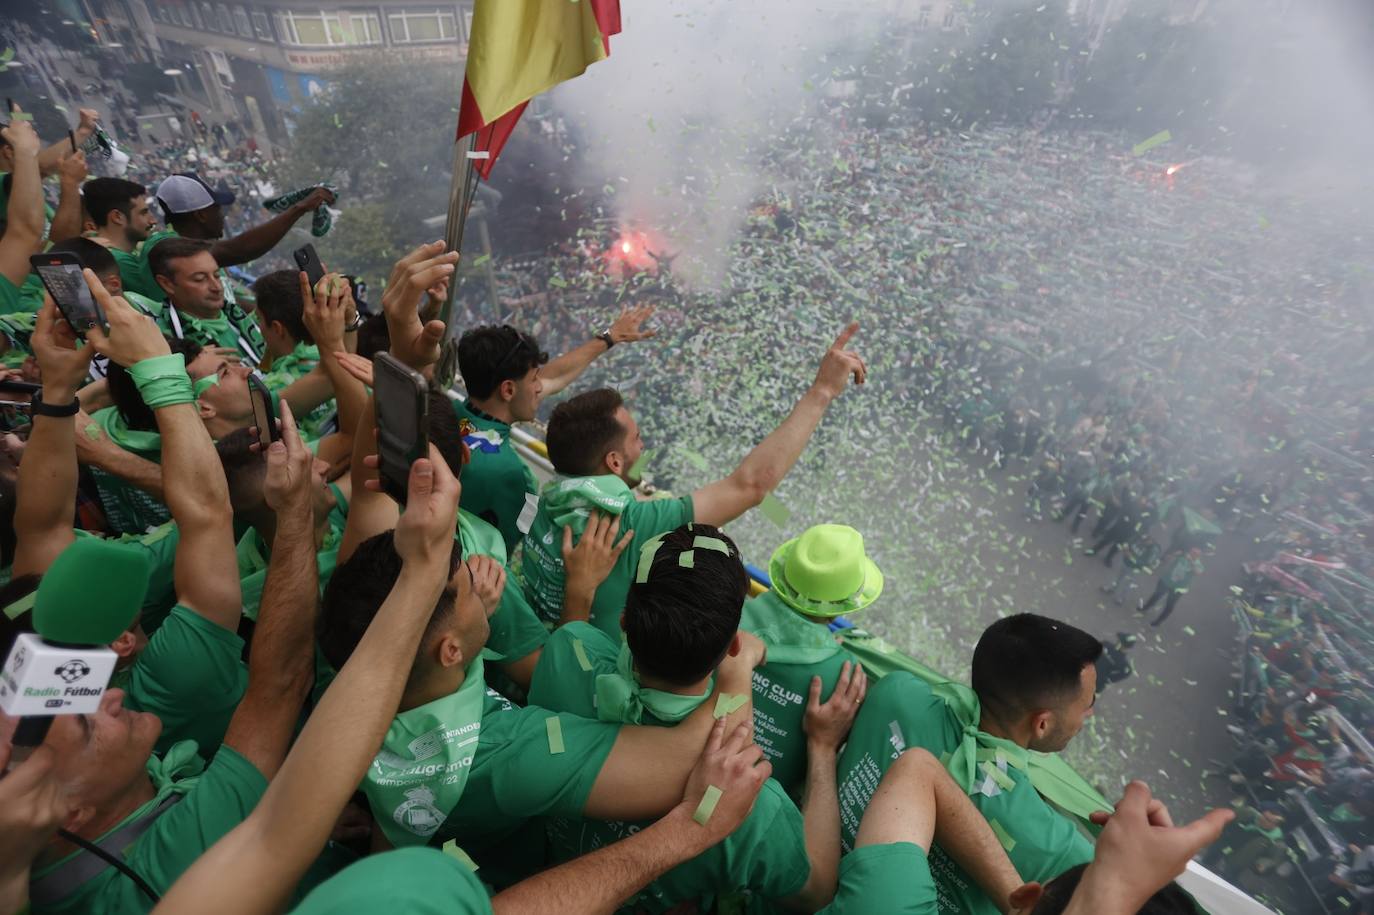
[3,588,36,620]
[629,448,655,479]
[678,551,695,569]
[572,638,593,672]
[545,716,565,755]
[441,840,480,873]
[693,785,723,826]
[713,692,748,719]
[759,493,791,529]
[988,818,1017,853]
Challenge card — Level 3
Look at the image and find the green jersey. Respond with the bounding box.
[834,673,1094,915]
[521,474,693,636]
[740,590,858,797]
[29,742,267,915]
[530,623,811,912]
[293,848,492,915]
[261,340,333,438]
[454,399,539,555]
[819,842,938,915]
[88,406,171,534]
[116,604,247,758]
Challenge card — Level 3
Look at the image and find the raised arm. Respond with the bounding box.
[781,661,867,912]
[83,272,241,629]
[217,401,319,779]
[540,305,657,397]
[73,410,165,502]
[0,119,43,287]
[301,271,366,436]
[152,450,462,915]
[209,187,335,268]
[493,717,770,915]
[11,298,93,577]
[692,323,866,527]
[47,150,88,244]
[583,632,763,821]
[35,108,99,176]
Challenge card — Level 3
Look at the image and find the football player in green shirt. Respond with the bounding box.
[530,522,866,912]
[521,322,868,636]
[453,307,657,554]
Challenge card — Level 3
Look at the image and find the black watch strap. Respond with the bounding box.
[597,331,615,349]
[33,391,80,417]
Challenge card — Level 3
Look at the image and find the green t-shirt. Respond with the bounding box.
[261,340,334,439]
[740,591,858,797]
[834,673,1094,915]
[115,228,241,309]
[89,406,171,535]
[0,274,19,315]
[454,399,539,556]
[819,842,937,915]
[520,474,693,636]
[0,273,44,317]
[293,848,492,915]
[118,604,247,758]
[155,298,266,367]
[434,688,619,850]
[30,742,267,915]
[531,623,811,912]
[459,509,548,666]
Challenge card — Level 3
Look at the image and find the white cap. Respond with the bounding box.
[154,172,235,217]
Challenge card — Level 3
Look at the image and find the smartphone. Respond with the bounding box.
[0,379,40,395]
[372,352,429,505]
[248,375,276,448]
[292,243,326,291]
[29,253,106,336]
[68,129,76,153]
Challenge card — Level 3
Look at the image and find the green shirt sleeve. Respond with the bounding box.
[486,571,550,665]
[126,604,248,758]
[445,699,618,845]
[587,495,694,637]
[527,622,617,718]
[0,274,23,315]
[119,229,178,300]
[292,848,492,915]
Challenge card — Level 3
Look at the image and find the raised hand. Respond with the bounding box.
[802,660,868,753]
[812,322,867,400]
[393,443,461,569]
[608,304,658,344]
[562,511,633,599]
[680,717,772,847]
[381,241,458,370]
[0,116,40,158]
[81,269,170,367]
[30,296,93,399]
[263,400,313,514]
[301,271,351,352]
[332,351,374,387]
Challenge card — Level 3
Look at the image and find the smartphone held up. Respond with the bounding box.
[30,253,106,337]
[372,352,429,505]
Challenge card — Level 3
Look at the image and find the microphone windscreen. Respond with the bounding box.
[33,538,149,645]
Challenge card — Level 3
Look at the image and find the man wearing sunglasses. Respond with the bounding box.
[454,306,657,553]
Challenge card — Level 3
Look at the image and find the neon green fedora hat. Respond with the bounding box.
[768,524,883,618]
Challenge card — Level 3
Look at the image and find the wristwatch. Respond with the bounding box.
[32,392,79,417]
[345,311,365,332]
[597,330,615,349]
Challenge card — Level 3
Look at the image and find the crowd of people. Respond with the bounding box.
[0,93,1259,915]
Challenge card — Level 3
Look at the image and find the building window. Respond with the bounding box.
[234,6,254,37]
[942,6,957,28]
[152,2,171,23]
[917,4,932,29]
[199,2,215,29]
[216,4,235,32]
[274,9,383,47]
[388,7,458,44]
[251,10,273,39]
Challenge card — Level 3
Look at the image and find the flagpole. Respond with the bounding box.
[437,133,479,387]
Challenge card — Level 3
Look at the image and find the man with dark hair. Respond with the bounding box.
[147,237,267,366]
[528,522,862,912]
[521,323,867,636]
[833,613,1103,914]
[82,177,155,255]
[115,171,333,305]
[454,307,656,553]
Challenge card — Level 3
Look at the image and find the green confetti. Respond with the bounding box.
[1182,625,1196,637]
[759,493,791,529]
[0,48,12,63]
[548,276,568,288]
[679,448,710,471]
[1131,129,1172,157]
[628,448,655,480]
[333,113,341,128]
[471,253,491,267]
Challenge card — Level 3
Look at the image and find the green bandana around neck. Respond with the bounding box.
[543,474,632,538]
[363,657,486,848]
[595,638,712,725]
[93,405,163,455]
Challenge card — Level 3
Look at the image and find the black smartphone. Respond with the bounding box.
[29,253,106,336]
[0,379,41,395]
[248,375,276,449]
[292,243,326,290]
[372,352,429,505]
[68,129,76,153]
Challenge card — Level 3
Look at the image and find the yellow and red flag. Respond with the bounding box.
[457,0,621,179]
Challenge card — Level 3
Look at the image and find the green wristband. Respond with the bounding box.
[128,354,195,409]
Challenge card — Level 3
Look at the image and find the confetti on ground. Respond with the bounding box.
[1131,129,1172,156]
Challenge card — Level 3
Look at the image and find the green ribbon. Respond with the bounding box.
[128,354,195,409]
[594,639,712,725]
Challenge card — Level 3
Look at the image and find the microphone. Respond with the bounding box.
[1,538,149,768]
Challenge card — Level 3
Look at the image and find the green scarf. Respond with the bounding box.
[594,639,712,725]
[93,405,162,456]
[542,474,633,538]
[363,657,486,849]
